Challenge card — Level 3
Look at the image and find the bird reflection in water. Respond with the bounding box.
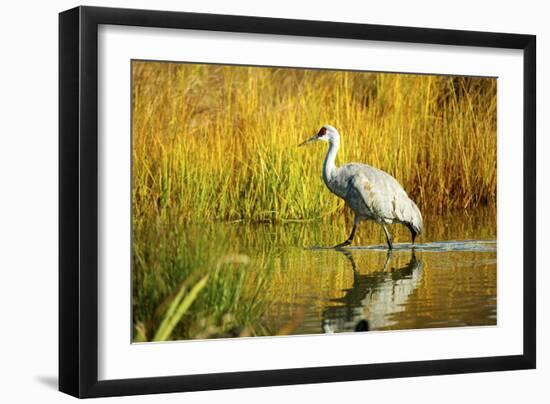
[322,249,423,333]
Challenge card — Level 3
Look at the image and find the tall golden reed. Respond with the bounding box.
[132,62,496,225]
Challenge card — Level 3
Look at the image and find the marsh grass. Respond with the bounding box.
[132,61,497,341]
[132,62,496,225]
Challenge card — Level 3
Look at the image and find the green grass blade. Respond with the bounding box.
[153,275,209,341]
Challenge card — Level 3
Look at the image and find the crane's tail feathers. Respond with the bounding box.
[406,222,419,244]
[408,199,423,236]
[405,199,422,245]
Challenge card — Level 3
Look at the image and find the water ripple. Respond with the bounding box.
[311,239,496,253]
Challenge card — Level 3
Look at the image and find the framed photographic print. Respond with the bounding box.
[59,6,536,398]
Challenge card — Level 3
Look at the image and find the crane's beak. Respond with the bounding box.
[298,136,318,147]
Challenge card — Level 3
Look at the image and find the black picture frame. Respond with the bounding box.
[59,5,536,398]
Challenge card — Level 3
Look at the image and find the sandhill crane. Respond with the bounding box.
[299,125,423,249]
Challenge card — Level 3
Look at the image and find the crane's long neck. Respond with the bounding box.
[322,139,339,186]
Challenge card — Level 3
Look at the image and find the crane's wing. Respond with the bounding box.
[345,168,422,234]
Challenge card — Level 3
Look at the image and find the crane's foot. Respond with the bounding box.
[333,239,352,249]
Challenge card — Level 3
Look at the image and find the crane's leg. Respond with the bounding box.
[334,216,359,248]
[381,223,393,250]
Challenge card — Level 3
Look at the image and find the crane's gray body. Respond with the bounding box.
[326,162,423,235]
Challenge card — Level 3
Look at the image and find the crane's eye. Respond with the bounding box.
[317,127,327,137]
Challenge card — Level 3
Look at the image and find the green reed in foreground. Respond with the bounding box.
[133,222,276,341]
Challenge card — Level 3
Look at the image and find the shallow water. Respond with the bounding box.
[134,206,497,339]
[270,244,496,335]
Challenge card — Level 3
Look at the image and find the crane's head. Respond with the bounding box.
[299,125,340,147]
